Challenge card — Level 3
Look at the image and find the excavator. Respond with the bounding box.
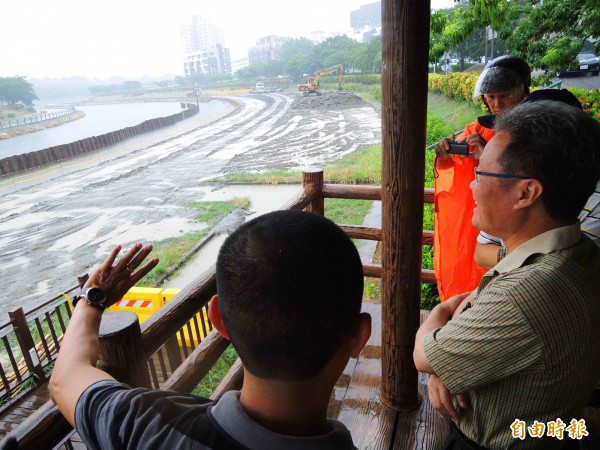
[298,65,344,96]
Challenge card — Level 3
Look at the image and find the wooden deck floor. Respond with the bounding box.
[333,303,450,450]
[2,302,598,449]
[0,349,175,448]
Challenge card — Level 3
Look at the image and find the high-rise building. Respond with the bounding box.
[350,2,381,30]
[181,16,226,53]
[248,35,290,65]
[183,44,231,77]
[181,16,231,76]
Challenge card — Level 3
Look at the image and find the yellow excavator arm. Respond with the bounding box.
[298,64,344,96]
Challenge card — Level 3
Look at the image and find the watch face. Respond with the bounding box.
[86,287,107,305]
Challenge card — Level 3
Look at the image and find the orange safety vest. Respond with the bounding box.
[434,120,496,301]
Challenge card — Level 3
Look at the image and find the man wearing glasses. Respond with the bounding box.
[415,100,600,450]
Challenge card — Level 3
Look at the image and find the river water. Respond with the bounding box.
[0,102,196,158]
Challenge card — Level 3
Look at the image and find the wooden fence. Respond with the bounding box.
[3,169,435,448]
[0,286,80,415]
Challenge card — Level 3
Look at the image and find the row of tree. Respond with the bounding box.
[0,76,38,106]
[184,0,598,84]
[182,35,383,85]
[88,80,144,95]
[432,0,599,74]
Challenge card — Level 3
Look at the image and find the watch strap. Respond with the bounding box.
[72,293,105,311]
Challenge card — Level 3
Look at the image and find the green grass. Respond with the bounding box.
[211,144,382,185]
[188,197,250,225]
[137,198,250,287]
[212,169,302,184]
[426,92,482,133]
[324,198,373,225]
[193,345,238,398]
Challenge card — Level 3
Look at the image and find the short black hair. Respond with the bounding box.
[495,101,600,220]
[216,210,364,381]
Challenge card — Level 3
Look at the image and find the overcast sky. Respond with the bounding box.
[1,0,455,80]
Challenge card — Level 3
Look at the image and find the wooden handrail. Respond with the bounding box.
[322,185,434,204]
[8,178,440,448]
[362,264,436,284]
[211,358,244,400]
[339,224,433,246]
[162,330,229,393]
[141,267,216,359]
[279,184,321,211]
[9,400,71,449]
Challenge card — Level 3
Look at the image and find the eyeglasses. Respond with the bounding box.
[474,170,530,182]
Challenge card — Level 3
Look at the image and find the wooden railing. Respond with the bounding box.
[6,169,436,448]
[0,285,82,415]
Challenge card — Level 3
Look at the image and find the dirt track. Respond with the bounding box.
[0,92,381,316]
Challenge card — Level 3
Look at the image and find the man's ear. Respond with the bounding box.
[208,295,230,341]
[515,178,543,209]
[348,313,371,359]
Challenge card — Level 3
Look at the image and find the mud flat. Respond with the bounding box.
[290,91,370,110]
[0,92,381,317]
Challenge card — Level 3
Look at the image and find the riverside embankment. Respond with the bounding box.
[0,92,381,318]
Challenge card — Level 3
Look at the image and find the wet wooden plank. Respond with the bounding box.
[391,371,450,449]
[391,310,449,449]
[336,303,398,450]
[335,307,449,449]
[327,327,361,419]
[0,384,53,437]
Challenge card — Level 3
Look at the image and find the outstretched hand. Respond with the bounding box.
[83,244,159,307]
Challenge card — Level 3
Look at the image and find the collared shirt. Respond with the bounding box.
[76,381,357,450]
[424,223,600,450]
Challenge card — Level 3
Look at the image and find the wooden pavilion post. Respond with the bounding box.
[303,169,324,215]
[97,311,151,388]
[380,0,431,410]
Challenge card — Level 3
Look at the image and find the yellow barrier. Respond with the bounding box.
[101,287,212,347]
[161,289,212,347]
[161,288,181,306]
[108,287,162,323]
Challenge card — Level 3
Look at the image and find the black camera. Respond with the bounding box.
[447,140,470,155]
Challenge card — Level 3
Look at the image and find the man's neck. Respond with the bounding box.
[502,211,574,253]
[238,370,333,437]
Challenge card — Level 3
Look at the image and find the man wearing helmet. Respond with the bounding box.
[433,56,531,301]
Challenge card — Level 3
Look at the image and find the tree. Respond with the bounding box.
[502,0,600,72]
[0,76,38,106]
[353,36,382,73]
[122,80,142,91]
[312,36,357,70]
[433,0,600,73]
[280,38,315,81]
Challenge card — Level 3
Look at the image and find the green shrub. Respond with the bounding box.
[429,72,479,104]
[568,88,600,122]
[430,73,600,123]
[344,74,381,85]
[426,113,452,145]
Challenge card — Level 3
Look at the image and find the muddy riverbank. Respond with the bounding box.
[0,92,381,318]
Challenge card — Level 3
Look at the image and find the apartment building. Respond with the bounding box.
[181,16,232,76]
[248,35,290,65]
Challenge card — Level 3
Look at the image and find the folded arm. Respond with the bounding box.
[413,293,470,374]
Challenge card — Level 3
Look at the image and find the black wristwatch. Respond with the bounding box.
[72,287,107,311]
